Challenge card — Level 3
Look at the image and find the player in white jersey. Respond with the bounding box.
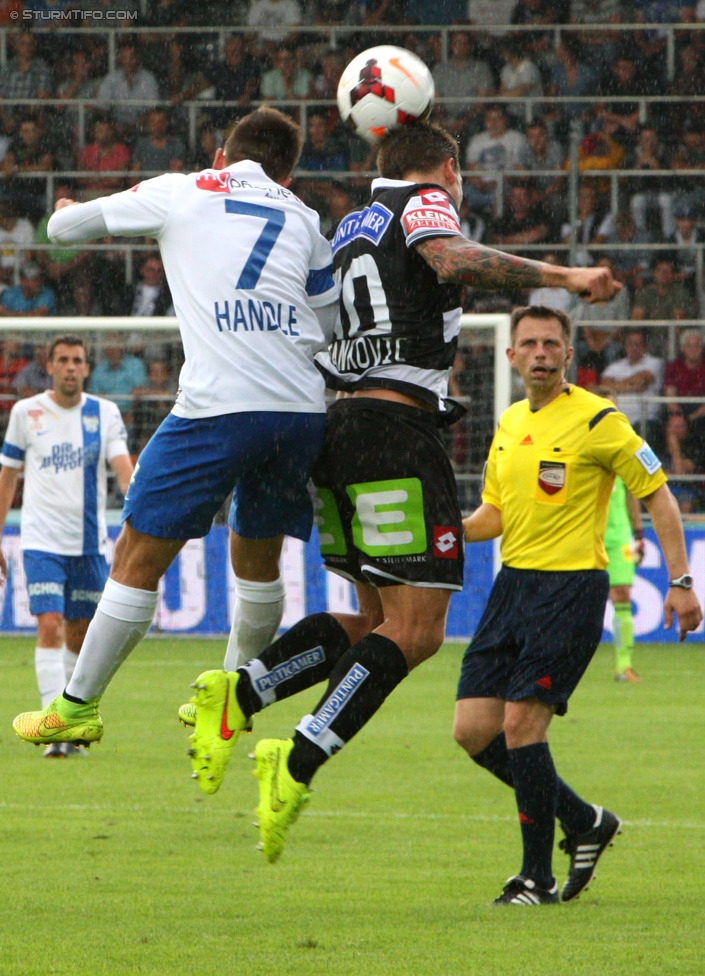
[0,335,132,756]
[12,108,339,749]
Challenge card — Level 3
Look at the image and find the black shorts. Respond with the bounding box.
[456,566,609,715]
[313,397,464,589]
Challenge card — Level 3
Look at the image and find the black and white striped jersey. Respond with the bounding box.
[315,177,464,408]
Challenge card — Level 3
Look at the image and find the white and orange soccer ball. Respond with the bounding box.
[336,45,435,144]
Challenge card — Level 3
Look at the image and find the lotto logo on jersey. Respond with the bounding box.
[433,526,459,559]
[195,171,232,193]
[403,208,459,235]
[419,190,452,210]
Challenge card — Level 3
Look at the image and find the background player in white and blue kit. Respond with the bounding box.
[13,107,339,748]
[0,335,132,756]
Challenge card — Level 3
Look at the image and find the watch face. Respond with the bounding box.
[671,575,694,589]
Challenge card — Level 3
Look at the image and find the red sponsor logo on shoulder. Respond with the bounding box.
[129,182,142,192]
[195,171,231,193]
[536,675,552,690]
[433,526,459,559]
[403,208,459,235]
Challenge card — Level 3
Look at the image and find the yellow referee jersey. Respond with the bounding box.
[482,385,667,571]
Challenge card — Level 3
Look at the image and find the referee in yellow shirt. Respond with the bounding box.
[455,304,702,906]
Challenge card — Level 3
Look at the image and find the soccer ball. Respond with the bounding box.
[337,45,435,144]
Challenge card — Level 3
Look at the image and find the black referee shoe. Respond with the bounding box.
[492,875,559,906]
[559,805,622,902]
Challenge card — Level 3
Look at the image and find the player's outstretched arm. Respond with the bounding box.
[642,483,703,640]
[415,237,621,303]
[463,503,502,543]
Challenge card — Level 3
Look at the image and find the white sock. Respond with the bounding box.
[223,576,285,671]
[65,578,158,701]
[62,644,78,685]
[35,646,65,708]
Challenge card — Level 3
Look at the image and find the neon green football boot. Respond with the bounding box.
[13,695,103,746]
[188,670,248,794]
[253,738,311,863]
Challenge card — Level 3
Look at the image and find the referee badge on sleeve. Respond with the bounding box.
[538,460,566,495]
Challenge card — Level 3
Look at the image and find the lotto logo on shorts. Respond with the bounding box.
[433,527,459,559]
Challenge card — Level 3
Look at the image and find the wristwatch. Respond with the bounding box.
[669,574,694,590]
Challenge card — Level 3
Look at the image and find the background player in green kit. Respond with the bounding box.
[605,475,645,682]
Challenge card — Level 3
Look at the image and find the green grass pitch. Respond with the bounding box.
[1,637,703,976]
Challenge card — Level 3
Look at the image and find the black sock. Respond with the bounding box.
[288,632,409,785]
[507,742,558,890]
[235,612,351,716]
[473,733,595,833]
[63,690,88,705]
[472,732,514,787]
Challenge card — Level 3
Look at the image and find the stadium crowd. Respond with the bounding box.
[1,0,705,506]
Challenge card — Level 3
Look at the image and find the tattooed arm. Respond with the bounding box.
[415,236,621,303]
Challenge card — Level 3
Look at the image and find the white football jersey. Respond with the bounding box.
[0,393,129,556]
[97,162,338,419]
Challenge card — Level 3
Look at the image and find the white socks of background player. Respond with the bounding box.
[223,576,285,670]
[65,578,158,701]
[35,645,79,707]
[35,647,65,708]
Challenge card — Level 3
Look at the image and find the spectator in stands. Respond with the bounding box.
[633,0,696,88]
[53,47,100,165]
[569,129,625,203]
[601,327,665,451]
[658,409,704,513]
[246,0,304,57]
[139,0,190,99]
[498,35,544,123]
[664,42,705,145]
[664,328,705,433]
[511,0,570,67]
[88,333,147,412]
[76,113,131,202]
[187,125,217,172]
[594,48,647,153]
[129,358,177,454]
[632,255,697,355]
[671,115,705,218]
[176,34,260,132]
[1,113,53,222]
[14,343,51,399]
[309,48,347,135]
[527,252,573,312]
[570,257,631,388]
[80,0,138,22]
[669,203,700,293]
[598,210,654,292]
[260,45,312,109]
[404,0,468,24]
[34,181,90,306]
[83,237,128,316]
[568,0,625,72]
[547,33,599,141]
[0,338,28,418]
[0,197,34,290]
[0,261,56,317]
[517,119,566,211]
[561,182,608,267]
[123,254,173,319]
[132,108,185,176]
[96,39,160,141]
[487,180,555,257]
[325,179,359,239]
[0,31,52,133]
[431,31,494,142]
[60,275,105,317]
[465,104,527,216]
[627,124,675,239]
[296,110,349,217]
